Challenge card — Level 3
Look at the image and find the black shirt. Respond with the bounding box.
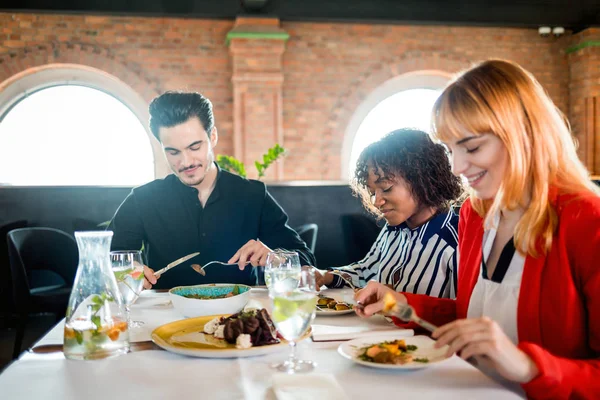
[108,167,316,288]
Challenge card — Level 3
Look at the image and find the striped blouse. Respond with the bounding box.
[330,211,459,299]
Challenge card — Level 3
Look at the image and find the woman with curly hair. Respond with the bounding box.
[314,128,463,298]
[355,60,600,398]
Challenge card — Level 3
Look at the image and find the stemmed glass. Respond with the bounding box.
[268,266,318,373]
[110,251,145,328]
[264,250,301,289]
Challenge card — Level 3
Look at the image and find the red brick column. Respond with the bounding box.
[227,17,289,180]
[567,28,600,174]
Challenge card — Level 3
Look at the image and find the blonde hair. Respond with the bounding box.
[431,59,599,257]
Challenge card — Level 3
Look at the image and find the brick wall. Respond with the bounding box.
[0,12,586,180]
[567,28,600,173]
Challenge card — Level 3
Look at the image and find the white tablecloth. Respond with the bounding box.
[0,289,525,400]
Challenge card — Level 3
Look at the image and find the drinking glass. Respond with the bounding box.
[264,250,301,289]
[110,251,145,328]
[269,266,317,373]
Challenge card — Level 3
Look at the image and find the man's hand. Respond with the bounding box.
[228,239,273,270]
[142,265,159,290]
[353,281,407,317]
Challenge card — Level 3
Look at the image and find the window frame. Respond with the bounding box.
[0,64,170,186]
[340,71,452,180]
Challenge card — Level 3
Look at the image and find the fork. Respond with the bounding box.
[381,293,438,332]
[380,293,489,367]
[329,270,359,291]
[191,260,251,276]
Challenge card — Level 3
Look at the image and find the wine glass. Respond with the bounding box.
[269,266,317,373]
[110,251,145,328]
[264,250,301,289]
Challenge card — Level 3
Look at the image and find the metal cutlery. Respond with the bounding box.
[329,270,359,291]
[191,260,250,276]
[381,293,437,332]
[380,293,488,367]
[154,252,200,277]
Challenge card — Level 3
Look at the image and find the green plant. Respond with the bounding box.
[216,154,247,178]
[216,144,286,179]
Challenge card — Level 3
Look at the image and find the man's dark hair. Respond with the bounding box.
[353,128,463,217]
[149,91,215,141]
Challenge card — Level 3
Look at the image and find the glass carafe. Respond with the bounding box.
[64,231,130,360]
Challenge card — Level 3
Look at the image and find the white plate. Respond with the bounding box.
[315,307,355,316]
[337,334,450,369]
[316,290,356,316]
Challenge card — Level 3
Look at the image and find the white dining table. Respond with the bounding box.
[0,288,525,400]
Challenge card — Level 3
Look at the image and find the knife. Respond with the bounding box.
[154,252,200,277]
[29,340,162,354]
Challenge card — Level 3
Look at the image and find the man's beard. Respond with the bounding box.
[184,175,204,187]
[178,165,205,187]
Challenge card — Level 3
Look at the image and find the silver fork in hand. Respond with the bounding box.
[329,270,359,291]
[191,261,251,276]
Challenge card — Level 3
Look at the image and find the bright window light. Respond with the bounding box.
[348,88,441,178]
[0,85,154,186]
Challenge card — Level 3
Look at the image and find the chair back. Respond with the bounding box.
[295,223,318,254]
[7,228,79,314]
[0,220,28,314]
[340,214,381,263]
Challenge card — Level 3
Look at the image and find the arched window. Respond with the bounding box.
[0,64,169,186]
[342,71,451,179]
[0,85,154,186]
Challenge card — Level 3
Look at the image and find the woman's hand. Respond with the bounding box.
[432,317,539,383]
[314,269,334,290]
[353,281,407,317]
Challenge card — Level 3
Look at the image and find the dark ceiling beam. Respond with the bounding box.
[0,0,598,29]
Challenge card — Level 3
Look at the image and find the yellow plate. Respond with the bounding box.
[151,314,311,358]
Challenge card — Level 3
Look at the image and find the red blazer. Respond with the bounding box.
[397,191,600,399]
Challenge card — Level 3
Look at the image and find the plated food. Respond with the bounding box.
[203,308,280,349]
[357,339,427,365]
[316,294,355,315]
[169,284,251,317]
[182,284,244,300]
[151,308,311,358]
[338,334,449,370]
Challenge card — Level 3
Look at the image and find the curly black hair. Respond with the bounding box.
[352,128,463,218]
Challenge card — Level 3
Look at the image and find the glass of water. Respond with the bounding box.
[264,250,301,289]
[269,266,317,373]
[110,251,145,328]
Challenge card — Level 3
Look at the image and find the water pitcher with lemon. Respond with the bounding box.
[63,231,130,360]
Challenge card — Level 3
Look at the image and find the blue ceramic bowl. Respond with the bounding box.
[169,284,251,318]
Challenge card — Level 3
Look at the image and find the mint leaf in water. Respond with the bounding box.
[75,330,83,345]
[91,315,101,330]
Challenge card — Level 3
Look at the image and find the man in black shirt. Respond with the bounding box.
[109,91,315,289]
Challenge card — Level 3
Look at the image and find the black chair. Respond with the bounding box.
[0,220,28,320]
[7,227,79,359]
[72,217,101,232]
[340,214,381,263]
[295,223,318,254]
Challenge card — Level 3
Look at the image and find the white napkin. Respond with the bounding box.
[311,324,414,342]
[271,373,347,400]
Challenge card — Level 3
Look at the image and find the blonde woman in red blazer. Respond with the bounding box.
[355,59,600,399]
